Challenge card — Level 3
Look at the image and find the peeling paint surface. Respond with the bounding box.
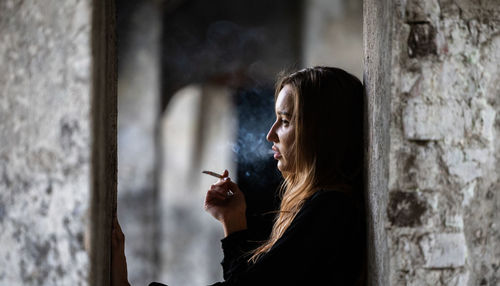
[0,0,91,285]
[389,0,500,285]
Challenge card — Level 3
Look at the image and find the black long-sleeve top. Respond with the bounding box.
[150,189,366,286]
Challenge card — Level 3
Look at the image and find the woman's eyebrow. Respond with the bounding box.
[277,111,291,117]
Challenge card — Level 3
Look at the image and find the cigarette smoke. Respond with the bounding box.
[232,86,282,220]
[232,86,275,165]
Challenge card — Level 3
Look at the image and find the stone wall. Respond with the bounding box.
[388,0,499,285]
[0,0,92,285]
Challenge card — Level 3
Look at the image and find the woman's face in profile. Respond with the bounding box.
[267,84,296,174]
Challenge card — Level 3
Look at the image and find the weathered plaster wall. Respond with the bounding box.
[389,0,499,285]
[0,0,92,285]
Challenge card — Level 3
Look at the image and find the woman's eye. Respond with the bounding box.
[281,119,290,125]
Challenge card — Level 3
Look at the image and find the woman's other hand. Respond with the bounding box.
[204,170,247,236]
[112,215,131,286]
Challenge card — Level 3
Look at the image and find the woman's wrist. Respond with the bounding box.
[222,214,247,237]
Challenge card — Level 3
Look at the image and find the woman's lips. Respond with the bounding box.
[272,146,281,159]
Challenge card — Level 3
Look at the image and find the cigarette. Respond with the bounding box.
[202,170,224,179]
[202,170,234,197]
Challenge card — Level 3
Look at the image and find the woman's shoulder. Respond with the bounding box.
[308,188,356,204]
[303,188,362,218]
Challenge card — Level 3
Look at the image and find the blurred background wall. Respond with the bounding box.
[303,0,363,78]
[117,1,161,284]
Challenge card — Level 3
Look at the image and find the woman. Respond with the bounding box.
[113,66,366,285]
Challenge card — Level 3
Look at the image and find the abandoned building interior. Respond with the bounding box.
[0,0,499,285]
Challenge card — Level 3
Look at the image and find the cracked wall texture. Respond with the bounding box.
[0,0,91,285]
[389,0,499,285]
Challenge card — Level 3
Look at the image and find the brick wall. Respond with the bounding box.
[388,0,499,285]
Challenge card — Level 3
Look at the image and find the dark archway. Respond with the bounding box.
[103,0,392,285]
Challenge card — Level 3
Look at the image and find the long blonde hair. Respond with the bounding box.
[249,67,364,263]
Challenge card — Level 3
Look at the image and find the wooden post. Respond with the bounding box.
[90,0,117,285]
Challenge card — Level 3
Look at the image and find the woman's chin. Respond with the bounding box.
[276,161,288,173]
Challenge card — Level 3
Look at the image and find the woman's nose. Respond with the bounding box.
[266,122,278,143]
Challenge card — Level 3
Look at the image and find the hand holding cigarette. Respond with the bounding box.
[203,169,247,236]
[202,170,234,197]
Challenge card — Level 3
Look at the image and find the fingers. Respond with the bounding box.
[213,169,229,185]
[112,229,123,251]
[213,175,237,188]
[212,184,238,198]
[113,215,124,234]
[205,184,236,210]
[112,229,125,245]
[214,179,241,196]
[112,215,118,230]
[221,179,239,191]
[205,170,241,206]
[112,215,125,247]
[206,188,227,201]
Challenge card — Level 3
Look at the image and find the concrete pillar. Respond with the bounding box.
[0,0,94,285]
[363,0,393,285]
